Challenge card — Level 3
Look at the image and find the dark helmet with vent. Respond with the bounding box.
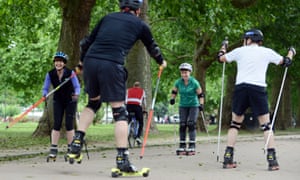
[243,29,263,42]
[119,0,143,10]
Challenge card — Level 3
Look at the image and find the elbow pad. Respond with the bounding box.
[149,42,163,64]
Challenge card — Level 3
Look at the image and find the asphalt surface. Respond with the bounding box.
[0,135,299,180]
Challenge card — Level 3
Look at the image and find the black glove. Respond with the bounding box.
[199,104,204,112]
[170,99,175,105]
[282,57,292,67]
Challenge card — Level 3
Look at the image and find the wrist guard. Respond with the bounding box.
[282,57,292,67]
[217,51,225,63]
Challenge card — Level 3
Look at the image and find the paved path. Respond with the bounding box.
[1,135,299,180]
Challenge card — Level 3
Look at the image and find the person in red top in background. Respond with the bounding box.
[126,81,146,144]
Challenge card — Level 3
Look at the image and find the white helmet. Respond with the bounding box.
[179,63,192,72]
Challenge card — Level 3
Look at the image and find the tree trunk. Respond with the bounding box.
[296,82,300,128]
[270,70,292,130]
[221,66,236,129]
[33,0,96,137]
[125,0,158,133]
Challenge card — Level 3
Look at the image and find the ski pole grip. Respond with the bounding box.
[288,46,296,57]
[221,37,229,50]
[158,66,163,78]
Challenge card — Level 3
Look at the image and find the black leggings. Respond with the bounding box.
[53,100,77,131]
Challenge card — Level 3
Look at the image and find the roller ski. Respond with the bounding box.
[186,143,196,156]
[66,131,89,164]
[176,148,187,155]
[186,148,196,156]
[67,152,83,164]
[267,148,279,171]
[46,146,58,162]
[223,146,237,169]
[112,149,149,177]
[111,167,150,178]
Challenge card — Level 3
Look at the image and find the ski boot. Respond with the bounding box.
[116,149,137,173]
[223,146,237,169]
[46,145,58,162]
[67,131,84,164]
[267,148,279,171]
[186,143,196,156]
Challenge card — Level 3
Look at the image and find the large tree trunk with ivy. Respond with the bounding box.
[193,32,214,132]
[33,0,96,137]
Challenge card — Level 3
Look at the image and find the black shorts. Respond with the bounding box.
[232,83,269,117]
[83,58,127,102]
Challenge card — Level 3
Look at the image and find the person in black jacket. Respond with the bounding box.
[42,52,80,160]
[68,0,167,172]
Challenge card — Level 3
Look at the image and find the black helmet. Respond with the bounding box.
[119,0,143,10]
[243,29,263,42]
[53,51,68,64]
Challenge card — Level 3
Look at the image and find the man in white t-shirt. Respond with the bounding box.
[218,29,296,171]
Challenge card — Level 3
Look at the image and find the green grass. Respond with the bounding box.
[1,121,299,151]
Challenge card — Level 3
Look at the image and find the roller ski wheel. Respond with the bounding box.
[67,153,83,164]
[223,162,237,169]
[268,164,279,171]
[46,155,56,162]
[186,148,196,156]
[176,148,187,156]
[111,167,150,178]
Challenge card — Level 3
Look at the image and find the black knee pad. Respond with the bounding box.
[86,99,102,113]
[112,106,128,122]
[230,120,242,130]
[187,120,196,131]
[179,121,187,127]
[261,123,271,131]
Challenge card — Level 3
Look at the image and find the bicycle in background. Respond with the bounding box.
[128,112,140,148]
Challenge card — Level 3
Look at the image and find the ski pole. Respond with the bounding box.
[216,37,228,162]
[200,111,211,144]
[6,71,78,129]
[264,46,295,152]
[140,66,163,159]
[263,67,288,152]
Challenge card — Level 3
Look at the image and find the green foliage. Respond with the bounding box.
[0,0,299,118]
[0,104,21,117]
[0,0,60,103]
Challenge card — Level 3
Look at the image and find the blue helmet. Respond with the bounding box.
[53,51,68,63]
[119,0,143,10]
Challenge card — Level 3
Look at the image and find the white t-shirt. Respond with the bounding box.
[225,44,282,87]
